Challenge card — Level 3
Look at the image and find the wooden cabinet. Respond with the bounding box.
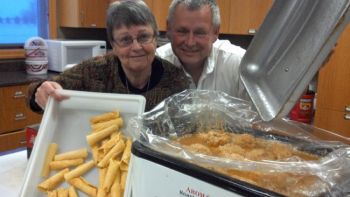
[59,0,110,28]
[151,0,172,31]
[0,130,26,152]
[149,0,236,33]
[229,0,274,35]
[143,0,153,10]
[0,84,42,152]
[57,0,272,35]
[149,0,273,34]
[314,24,350,139]
[216,0,231,34]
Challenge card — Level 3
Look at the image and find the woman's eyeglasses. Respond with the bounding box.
[114,33,154,47]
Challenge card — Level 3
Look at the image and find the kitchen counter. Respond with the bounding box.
[0,71,59,87]
[0,149,27,197]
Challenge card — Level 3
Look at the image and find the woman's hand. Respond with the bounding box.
[35,81,65,109]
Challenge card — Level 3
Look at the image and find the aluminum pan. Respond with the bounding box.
[240,0,350,121]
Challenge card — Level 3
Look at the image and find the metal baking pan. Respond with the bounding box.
[240,0,350,121]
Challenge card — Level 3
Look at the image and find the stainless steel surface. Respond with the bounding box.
[240,0,350,121]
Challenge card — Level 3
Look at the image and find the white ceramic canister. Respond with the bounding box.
[24,37,48,61]
[25,60,48,75]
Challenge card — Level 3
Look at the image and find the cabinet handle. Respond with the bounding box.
[13,91,25,98]
[345,114,350,120]
[20,140,27,145]
[90,24,97,27]
[345,106,350,112]
[15,113,27,121]
[248,28,256,34]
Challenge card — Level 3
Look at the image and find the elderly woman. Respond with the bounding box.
[28,0,189,112]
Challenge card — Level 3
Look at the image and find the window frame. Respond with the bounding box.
[0,0,57,59]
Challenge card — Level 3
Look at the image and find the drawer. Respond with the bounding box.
[27,108,43,127]
[0,130,26,152]
[0,107,42,134]
[1,84,28,110]
[314,108,350,139]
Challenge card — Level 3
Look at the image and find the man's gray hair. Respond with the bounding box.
[106,0,158,43]
[168,0,221,30]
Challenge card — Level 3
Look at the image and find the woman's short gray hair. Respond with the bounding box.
[168,0,221,30]
[106,0,158,43]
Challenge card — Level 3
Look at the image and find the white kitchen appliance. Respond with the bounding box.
[125,88,350,197]
[125,141,278,197]
[46,39,106,72]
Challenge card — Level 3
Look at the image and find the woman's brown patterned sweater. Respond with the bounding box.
[27,53,190,112]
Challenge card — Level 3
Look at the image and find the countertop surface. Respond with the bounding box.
[0,150,27,197]
[0,71,59,87]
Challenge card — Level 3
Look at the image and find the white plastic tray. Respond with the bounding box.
[19,89,145,197]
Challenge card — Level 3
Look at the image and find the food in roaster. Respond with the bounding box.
[175,130,324,197]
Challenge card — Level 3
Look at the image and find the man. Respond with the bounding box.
[156,0,247,99]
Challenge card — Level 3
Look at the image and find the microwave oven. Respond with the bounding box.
[46,40,107,72]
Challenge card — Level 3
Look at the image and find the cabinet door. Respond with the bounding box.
[229,0,273,35]
[314,109,350,138]
[315,25,350,111]
[2,84,27,110]
[0,106,41,134]
[0,88,3,111]
[152,0,172,31]
[0,130,26,152]
[314,24,350,136]
[152,0,232,33]
[0,85,42,134]
[217,0,231,34]
[59,0,83,27]
[60,0,109,28]
[1,107,27,134]
[143,0,153,10]
[84,0,110,28]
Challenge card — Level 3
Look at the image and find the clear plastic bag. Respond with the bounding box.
[127,89,350,197]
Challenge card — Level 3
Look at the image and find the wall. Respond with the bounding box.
[58,27,111,48]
